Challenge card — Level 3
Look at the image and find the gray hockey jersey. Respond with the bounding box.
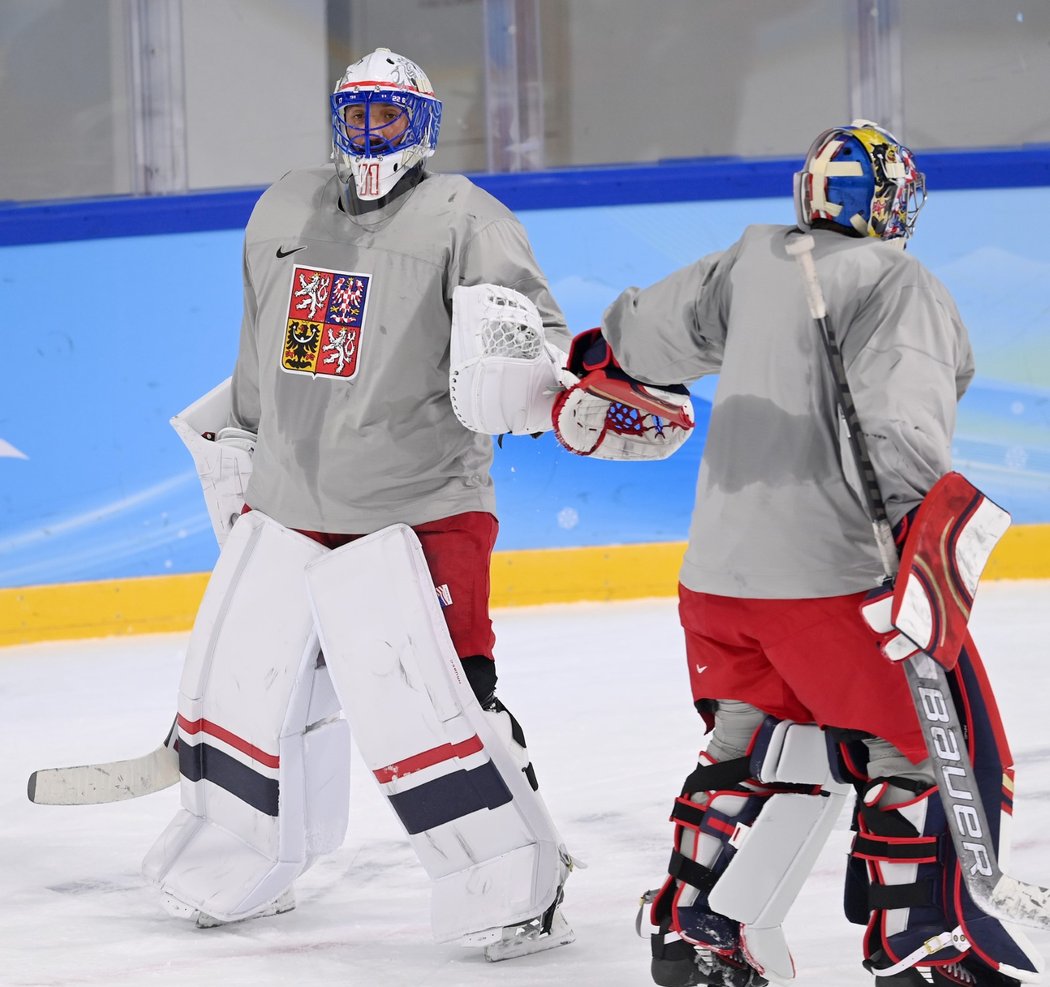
[602,224,975,599]
[230,166,568,532]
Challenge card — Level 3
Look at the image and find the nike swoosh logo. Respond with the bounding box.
[276,245,308,258]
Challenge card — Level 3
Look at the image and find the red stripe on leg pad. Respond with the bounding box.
[176,714,280,769]
[373,735,485,784]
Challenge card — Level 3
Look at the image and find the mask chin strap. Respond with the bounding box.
[338,161,424,215]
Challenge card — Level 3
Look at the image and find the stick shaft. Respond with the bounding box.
[788,235,897,578]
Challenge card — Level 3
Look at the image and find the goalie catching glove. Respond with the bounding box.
[552,328,694,461]
[450,283,566,435]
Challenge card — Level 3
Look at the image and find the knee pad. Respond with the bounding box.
[142,511,351,922]
[305,523,570,944]
[651,718,850,984]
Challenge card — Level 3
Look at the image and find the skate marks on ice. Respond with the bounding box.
[2,591,1050,985]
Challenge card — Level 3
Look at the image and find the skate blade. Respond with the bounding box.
[484,911,576,962]
[196,889,296,928]
[458,927,504,948]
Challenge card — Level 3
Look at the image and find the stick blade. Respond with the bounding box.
[27,744,179,805]
[975,874,1050,932]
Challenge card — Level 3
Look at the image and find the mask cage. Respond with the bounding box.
[331,87,441,159]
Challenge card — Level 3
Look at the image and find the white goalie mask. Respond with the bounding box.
[331,48,442,201]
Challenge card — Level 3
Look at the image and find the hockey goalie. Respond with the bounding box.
[140,45,580,961]
[551,120,1045,987]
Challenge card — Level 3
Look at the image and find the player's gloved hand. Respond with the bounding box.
[214,426,257,454]
[552,328,694,461]
[565,326,616,376]
[859,506,930,664]
[859,581,924,664]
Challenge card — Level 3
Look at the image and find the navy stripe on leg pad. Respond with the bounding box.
[388,761,513,834]
[179,740,280,817]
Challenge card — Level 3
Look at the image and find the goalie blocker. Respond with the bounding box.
[170,377,256,547]
[552,327,695,461]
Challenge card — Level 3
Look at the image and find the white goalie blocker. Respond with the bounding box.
[305,523,570,943]
[171,378,257,546]
[142,511,351,923]
[449,283,566,435]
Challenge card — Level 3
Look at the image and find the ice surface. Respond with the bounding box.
[3,585,1049,986]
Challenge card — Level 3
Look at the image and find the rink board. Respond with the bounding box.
[2,155,1049,646]
[1,526,1048,647]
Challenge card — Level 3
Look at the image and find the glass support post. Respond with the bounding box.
[483,0,545,172]
[849,0,903,138]
[127,0,188,193]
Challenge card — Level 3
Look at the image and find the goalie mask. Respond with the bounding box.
[331,48,442,202]
[793,120,926,241]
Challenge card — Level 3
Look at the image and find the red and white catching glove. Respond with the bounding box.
[552,328,694,461]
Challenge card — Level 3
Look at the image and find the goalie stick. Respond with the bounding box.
[27,717,179,805]
[786,232,1050,931]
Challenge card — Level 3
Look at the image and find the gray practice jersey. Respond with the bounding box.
[229,166,568,533]
[602,224,974,599]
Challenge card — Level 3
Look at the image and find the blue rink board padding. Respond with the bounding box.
[1,187,1049,587]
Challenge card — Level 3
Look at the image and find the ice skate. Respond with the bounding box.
[648,912,766,987]
[476,895,575,962]
[160,887,296,929]
[867,950,1024,987]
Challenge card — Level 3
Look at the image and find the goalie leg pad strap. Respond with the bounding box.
[305,523,569,943]
[142,511,351,922]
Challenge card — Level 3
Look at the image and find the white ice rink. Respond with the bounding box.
[3,585,1050,987]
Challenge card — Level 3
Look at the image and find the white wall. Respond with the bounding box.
[181,0,329,189]
[3,0,1050,202]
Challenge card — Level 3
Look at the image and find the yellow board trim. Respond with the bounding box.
[2,525,1047,648]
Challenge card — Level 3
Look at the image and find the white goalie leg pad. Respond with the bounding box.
[170,377,256,546]
[142,511,351,922]
[305,523,568,943]
[708,722,851,982]
[450,283,565,435]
